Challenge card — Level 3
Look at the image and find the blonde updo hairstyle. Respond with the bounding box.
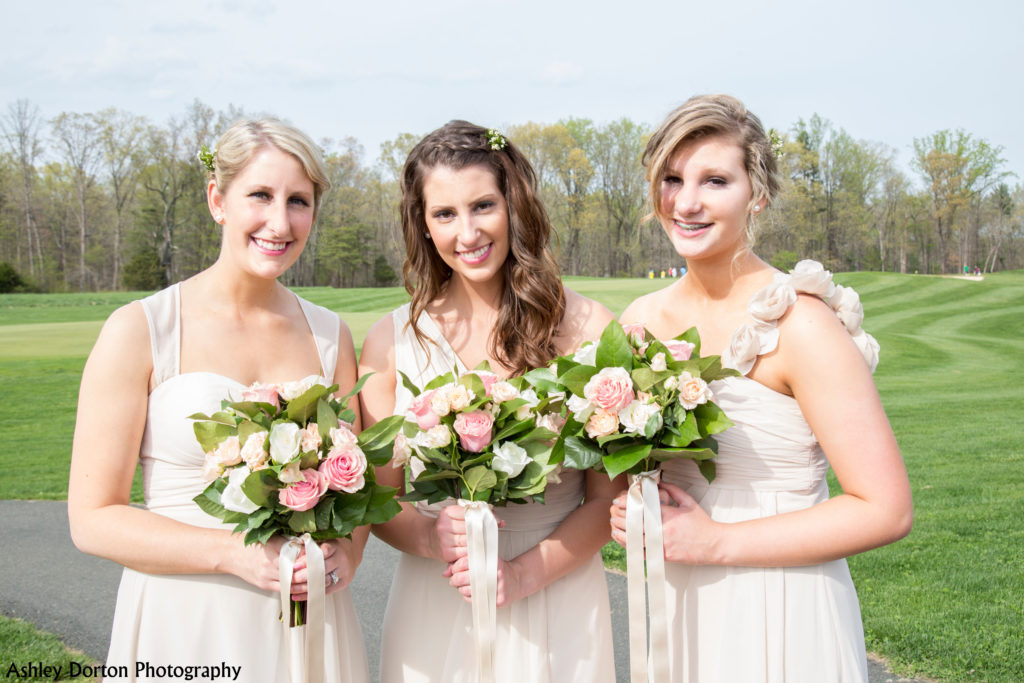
[642,94,780,246]
[209,118,331,219]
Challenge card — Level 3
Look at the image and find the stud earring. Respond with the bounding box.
[753,205,761,213]
[424,233,431,240]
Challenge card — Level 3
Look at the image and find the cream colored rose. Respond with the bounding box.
[201,454,223,483]
[724,321,778,375]
[748,280,797,322]
[567,394,595,423]
[585,409,619,438]
[240,431,269,469]
[329,424,359,451]
[447,384,475,412]
[664,376,679,391]
[278,460,304,484]
[211,435,242,468]
[677,372,712,410]
[300,423,322,454]
[277,378,316,401]
[391,432,412,469]
[490,381,519,403]
[429,385,454,417]
[789,260,836,298]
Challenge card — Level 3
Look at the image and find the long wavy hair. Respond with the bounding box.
[400,120,566,376]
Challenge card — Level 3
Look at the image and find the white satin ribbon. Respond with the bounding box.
[459,499,498,683]
[279,533,325,683]
[626,470,669,683]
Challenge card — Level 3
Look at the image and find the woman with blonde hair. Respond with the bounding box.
[359,120,619,682]
[69,118,370,681]
[611,94,912,682]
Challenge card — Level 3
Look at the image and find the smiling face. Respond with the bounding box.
[209,145,315,280]
[658,134,758,265]
[421,163,510,289]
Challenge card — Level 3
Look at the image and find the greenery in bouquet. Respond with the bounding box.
[190,375,406,545]
[544,320,738,481]
[396,364,564,505]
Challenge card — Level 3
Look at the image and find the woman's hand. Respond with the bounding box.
[434,505,468,565]
[444,556,526,607]
[289,538,361,600]
[609,481,722,565]
[226,535,288,592]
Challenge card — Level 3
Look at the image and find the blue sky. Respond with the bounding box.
[3,0,1022,181]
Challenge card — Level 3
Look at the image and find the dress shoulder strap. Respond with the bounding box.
[296,294,340,381]
[722,260,880,375]
[139,283,180,388]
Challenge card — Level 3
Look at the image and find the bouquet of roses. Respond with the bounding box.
[546,319,737,480]
[191,375,405,544]
[397,364,563,505]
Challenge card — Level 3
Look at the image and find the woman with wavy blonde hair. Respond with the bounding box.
[611,94,912,681]
[359,120,619,682]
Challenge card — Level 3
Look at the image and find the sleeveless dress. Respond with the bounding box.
[103,283,369,682]
[658,262,880,682]
[378,303,615,683]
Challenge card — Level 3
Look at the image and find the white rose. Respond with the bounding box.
[329,424,359,451]
[748,280,797,322]
[651,352,667,372]
[789,260,836,299]
[269,422,302,464]
[429,385,453,417]
[220,467,259,514]
[572,342,597,366]
[664,375,679,391]
[566,394,595,423]
[277,378,318,401]
[416,424,452,449]
[830,285,864,334]
[618,400,663,435]
[535,412,566,434]
[210,435,242,467]
[515,388,540,419]
[492,441,530,478]
[490,381,519,403]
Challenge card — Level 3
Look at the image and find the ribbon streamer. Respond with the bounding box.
[459,499,499,683]
[626,470,669,682]
[279,533,325,683]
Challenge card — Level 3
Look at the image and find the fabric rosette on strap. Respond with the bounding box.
[626,470,669,683]
[279,534,326,683]
[459,499,500,683]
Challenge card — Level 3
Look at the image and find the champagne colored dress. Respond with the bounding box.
[659,262,880,682]
[379,303,615,683]
[103,284,368,682]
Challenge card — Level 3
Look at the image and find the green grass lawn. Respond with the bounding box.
[2,272,1022,681]
[0,615,98,682]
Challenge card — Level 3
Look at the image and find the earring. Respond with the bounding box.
[424,233,431,240]
[214,214,223,223]
[753,205,761,213]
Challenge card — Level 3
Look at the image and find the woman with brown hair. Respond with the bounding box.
[359,120,618,682]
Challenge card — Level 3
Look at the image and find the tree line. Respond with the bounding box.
[1,98,1020,293]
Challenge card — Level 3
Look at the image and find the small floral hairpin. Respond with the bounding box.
[485,129,507,151]
[197,145,216,173]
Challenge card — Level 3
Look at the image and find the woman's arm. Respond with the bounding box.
[358,314,453,563]
[612,295,913,567]
[67,304,287,592]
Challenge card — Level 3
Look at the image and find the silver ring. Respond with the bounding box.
[327,570,339,587]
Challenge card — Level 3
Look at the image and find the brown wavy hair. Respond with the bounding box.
[400,120,566,376]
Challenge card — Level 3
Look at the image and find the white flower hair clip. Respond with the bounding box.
[486,129,507,151]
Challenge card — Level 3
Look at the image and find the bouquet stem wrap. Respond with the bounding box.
[279,533,325,683]
[626,470,669,683]
[458,499,499,683]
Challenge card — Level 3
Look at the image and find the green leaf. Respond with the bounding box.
[241,468,279,508]
[698,459,716,483]
[595,320,633,369]
[314,497,334,530]
[359,414,405,452]
[604,442,653,479]
[694,402,734,436]
[335,374,369,406]
[413,469,461,482]
[562,435,604,470]
[246,507,273,529]
[317,399,338,443]
[631,367,671,392]
[237,421,267,448]
[397,371,423,398]
[676,327,701,356]
[192,482,227,519]
[361,485,401,525]
[558,364,598,397]
[424,371,456,391]
[334,490,370,531]
[192,421,236,454]
[288,509,317,534]
[521,366,559,393]
[494,417,533,443]
[244,525,277,546]
[463,466,497,498]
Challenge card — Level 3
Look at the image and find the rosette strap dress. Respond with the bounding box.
[658,261,879,683]
[379,303,615,683]
[103,283,368,682]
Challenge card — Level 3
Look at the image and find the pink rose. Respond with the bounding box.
[474,371,500,397]
[677,372,712,410]
[583,366,635,413]
[453,410,494,452]
[409,390,440,430]
[622,323,646,346]
[319,447,367,493]
[278,468,328,511]
[663,339,695,362]
[240,383,279,410]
